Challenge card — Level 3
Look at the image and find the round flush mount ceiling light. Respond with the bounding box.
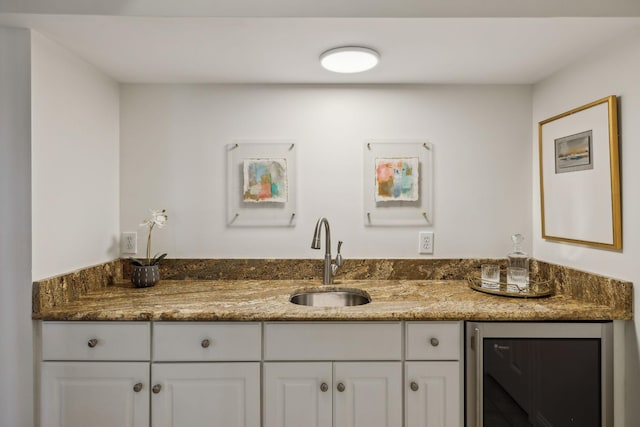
[320,46,380,73]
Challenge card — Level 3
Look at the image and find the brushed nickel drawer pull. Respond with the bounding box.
[337,383,345,392]
[201,339,211,348]
[87,338,98,348]
[430,337,440,347]
[320,382,329,392]
[133,383,143,393]
[410,381,419,392]
[152,384,162,394]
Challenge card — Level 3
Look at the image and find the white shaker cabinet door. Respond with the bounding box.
[41,362,149,427]
[334,362,402,427]
[263,362,333,427]
[405,361,462,427]
[151,362,260,427]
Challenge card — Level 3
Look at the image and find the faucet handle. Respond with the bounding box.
[335,241,344,268]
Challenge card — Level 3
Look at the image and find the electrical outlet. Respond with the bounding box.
[121,232,137,254]
[418,231,434,254]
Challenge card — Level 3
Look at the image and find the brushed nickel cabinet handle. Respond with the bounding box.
[133,383,143,393]
[201,339,211,348]
[430,337,440,347]
[410,381,419,392]
[337,383,345,392]
[320,382,329,392]
[152,384,162,394]
[87,338,98,348]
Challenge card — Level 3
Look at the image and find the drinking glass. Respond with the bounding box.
[481,264,500,289]
[507,267,529,292]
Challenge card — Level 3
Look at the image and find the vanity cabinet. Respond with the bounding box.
[405,322,463,427]
[151,362,260,427]
[405,362,461,427]
[263,362,332,427]
[41,362,150,427]
[264,361,402,427]
[40,322,151,427]
[39,320,463,427]
[334,362,403,427]
[150,322,262,427]
[40,321,261,427]
[263,322,403,427]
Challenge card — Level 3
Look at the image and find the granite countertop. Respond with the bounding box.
[33,278,630,321]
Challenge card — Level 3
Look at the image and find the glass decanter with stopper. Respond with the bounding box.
[507,234,529,292]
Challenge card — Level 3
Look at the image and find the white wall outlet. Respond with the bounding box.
[418,231,434,254]
[121,232,137,254]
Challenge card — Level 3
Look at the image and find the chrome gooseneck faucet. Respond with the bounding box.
[311,217,344,285]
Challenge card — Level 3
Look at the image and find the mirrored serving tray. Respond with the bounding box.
[467,276,553,299]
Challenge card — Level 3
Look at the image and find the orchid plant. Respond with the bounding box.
[130,209,168,266]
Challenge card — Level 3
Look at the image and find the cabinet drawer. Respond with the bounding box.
[264,322,402,360]
[42,322,150,361]
[406,321,461,360]
[153,322,261,361]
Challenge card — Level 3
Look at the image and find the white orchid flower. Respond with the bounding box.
[133,209,168,266]
[140,209,168,228]
[150,209,168,228]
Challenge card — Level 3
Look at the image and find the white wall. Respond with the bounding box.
[120,84,532,259]
[0,26,33,427]
[532,27,640,425]
[31,31,120,280]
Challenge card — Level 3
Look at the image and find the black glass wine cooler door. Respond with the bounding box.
[466,322,613,427]
[483,338,600,427]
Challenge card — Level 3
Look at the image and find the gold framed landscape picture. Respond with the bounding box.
[538,95,621,250]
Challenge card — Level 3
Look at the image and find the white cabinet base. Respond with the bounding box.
[41,362,149,427]
[335,362,402,427]
[264,361,402,427]
[151,362,260,427]
[406,361,461,427]
[39,320,463,427]
[264,362,333,427]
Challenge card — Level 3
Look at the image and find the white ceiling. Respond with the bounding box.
[1,14,639,84]
[2,0,640,18]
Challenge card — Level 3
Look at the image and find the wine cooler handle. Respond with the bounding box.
[474,327,482,427]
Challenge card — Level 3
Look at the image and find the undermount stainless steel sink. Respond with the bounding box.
[289,287,371,307]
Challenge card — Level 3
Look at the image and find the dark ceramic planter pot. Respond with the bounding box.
[131,264,160,288]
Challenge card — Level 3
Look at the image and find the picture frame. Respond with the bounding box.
[226,141,297,227]
[363,141,433,226]
[538,95,621,249]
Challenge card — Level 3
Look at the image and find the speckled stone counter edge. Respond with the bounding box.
[32,260,121,316]
[33,258,632,317]
[33,258,502,314]
[533,260,633,316]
